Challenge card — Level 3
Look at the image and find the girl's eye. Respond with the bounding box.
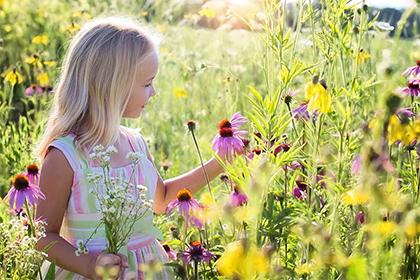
[145,83,152,88]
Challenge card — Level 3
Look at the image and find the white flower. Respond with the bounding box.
[127,152,142,163]
[106,145,117,155]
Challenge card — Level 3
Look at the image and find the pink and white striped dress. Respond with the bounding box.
[41,127,172,280]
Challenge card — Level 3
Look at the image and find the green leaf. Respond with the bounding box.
[44,262,55,280]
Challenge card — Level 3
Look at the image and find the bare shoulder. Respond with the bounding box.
[42,147,73,178]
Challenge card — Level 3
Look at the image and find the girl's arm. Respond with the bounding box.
[144,146,224,214]
[35,148,97,278]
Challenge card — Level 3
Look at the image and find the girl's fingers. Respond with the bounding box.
[116,253,129,268]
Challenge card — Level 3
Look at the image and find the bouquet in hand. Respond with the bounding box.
[79,144,152,255]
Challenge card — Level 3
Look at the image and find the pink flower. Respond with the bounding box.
[25,163,40,185]
[355,211,365,224]
[212,113,247,158]
[4,174,45,211]
[351,155,361,176]
[402,60,420,77]
[229,186,248,207]
[399,79,420,97]
[24,84,43,96]
[181,241,214,265]
[166,188,203,229]
[162,244,177,261]
[293,180,307,199]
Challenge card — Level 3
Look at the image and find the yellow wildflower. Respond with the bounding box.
[66,22,81,34]
[43,60,57,67]
[404,119,420,145]
[368,221,397,236]
[387,115,405,144]
[32,35,49,45]
[305,77,332,113]
[216,241,269,280]
[341,188,368,205]
[37,72,49,87]
[198,7,216,18]
[25,54,43,68]
[3,69,23,86]
[357,49,370,63]
[173,87,188,98]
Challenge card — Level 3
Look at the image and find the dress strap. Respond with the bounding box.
[48,135,87,172]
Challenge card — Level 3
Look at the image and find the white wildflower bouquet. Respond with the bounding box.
[79,144,152,255]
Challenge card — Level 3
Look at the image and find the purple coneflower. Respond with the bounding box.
[292,103,310,121]
[402,60,420,77]
[25,163,40,185]
[285,160,301,171]
[396,107,415,118]
[25,84,43,96]
[166,188,203,229]
[182,241,214,265]
[273,142,290,156]
[293,180,307,199]
[229,186,248,207]
[5,173,45,211]
[399,79,420,97]
[230,112,247,129]
[351,155,361,176]
[212,118,246,158]
[162,244,177,261]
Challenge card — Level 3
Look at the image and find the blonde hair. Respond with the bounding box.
[36,16,158,160]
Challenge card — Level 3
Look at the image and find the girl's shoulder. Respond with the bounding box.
[120,125,148,152]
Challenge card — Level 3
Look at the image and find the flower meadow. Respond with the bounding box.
[1,0,420,279]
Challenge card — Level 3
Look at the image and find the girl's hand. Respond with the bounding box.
[89,252,128,280]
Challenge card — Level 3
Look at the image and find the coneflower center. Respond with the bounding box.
[27,164,39,175]
[408,81,419,89]
[13,174,30,190]
[416,60,420,67]
[219,127,234,137]
[177,189,192,201]
[218,119,232,129]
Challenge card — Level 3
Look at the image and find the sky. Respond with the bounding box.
[355,0,417,9]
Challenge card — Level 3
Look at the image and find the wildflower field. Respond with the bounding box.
[1,0,420,279]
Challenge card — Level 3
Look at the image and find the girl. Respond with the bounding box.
[35,16,227,279]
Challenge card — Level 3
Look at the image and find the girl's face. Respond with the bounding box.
[123,50,159,118]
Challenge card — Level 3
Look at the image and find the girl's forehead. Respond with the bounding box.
[138,51,159,81]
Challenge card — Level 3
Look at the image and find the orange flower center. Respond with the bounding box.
[416,60,420,67]
[218,119,231,129]
[13,174,30,190]
[27,163,39,175]
[191,241,201,247]
[177,188,192,201]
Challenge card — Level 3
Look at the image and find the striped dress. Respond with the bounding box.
[41,127,172,280]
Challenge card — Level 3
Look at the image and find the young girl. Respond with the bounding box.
[35,16,226,279]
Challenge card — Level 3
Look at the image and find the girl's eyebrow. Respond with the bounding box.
[147,75,155,81]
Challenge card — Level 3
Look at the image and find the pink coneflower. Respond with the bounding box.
[293,180,307,199]
[24,84,43,96]
[181,241,214,265]
[229,186,248,207]
[212,118,246,158]
[273,142,290,156]
[230,112,247,129]
[285,160,302,171]
[162,244,177,261]
[399,79,420,97]
[4,174,45,211]
[166,188,203,229]
[25,163,40,185]
[402,60,420,77]
[396,108,415,118]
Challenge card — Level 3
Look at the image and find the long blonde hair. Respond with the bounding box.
[36,16,158,161]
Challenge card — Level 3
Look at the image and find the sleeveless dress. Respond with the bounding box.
[41,127,172,280]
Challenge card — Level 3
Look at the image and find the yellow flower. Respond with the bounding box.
[173,87,188,98]
[357,49,370,63]
[198,7,216,18]
[368,221,397,236]
[3,69,23,86]
[216,241,269,280]
[387,115,405,144]
[341,188,368,205]
[37,72,49,87]
[32,35,49,45]
[305,79,332,114]
[43,60,57,67]
[66,22,81,34]
[404,119,420,145]
[25,54,43,68]
[3,24,12,32]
